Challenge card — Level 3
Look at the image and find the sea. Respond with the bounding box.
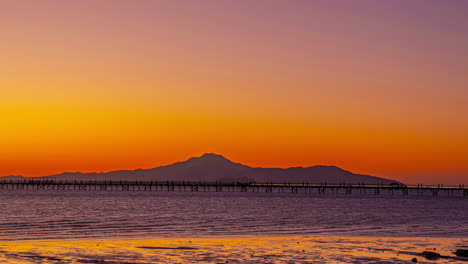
[0,189,467,263]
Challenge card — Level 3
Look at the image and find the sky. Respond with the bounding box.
[1,1,467,184]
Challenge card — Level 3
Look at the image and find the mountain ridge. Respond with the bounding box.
[1,153,399,184]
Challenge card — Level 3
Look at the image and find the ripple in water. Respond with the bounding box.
[0,189,466,241]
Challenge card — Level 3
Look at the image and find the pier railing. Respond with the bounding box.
[0,180,466,197]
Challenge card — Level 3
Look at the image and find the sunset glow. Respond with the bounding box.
[1,1,467,184]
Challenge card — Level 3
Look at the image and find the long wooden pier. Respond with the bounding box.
[0,180,466,197]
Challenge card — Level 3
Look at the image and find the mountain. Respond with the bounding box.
[0,175,26,180]
[21,153,398,184]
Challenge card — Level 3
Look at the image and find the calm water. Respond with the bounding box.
[0,190,466,241]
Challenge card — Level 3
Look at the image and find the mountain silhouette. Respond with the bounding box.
[12,153,398,184]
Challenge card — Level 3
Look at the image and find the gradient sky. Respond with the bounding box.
[1,1,467,184]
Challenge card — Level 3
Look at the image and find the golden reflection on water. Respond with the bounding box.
[0,236,465,263]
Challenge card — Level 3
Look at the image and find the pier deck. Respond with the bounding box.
[0,180,466,197]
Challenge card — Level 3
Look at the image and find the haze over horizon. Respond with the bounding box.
[1,1,467,185]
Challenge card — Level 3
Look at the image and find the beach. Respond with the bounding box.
[1,236,466,263]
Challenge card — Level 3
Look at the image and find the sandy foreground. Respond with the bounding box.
[0,236,466,264]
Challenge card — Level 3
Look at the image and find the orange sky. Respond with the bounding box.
[1,1,467,184]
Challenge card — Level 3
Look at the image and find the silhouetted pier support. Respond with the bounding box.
[0,180,466,197]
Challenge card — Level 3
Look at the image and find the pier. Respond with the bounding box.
[0,180,466,197]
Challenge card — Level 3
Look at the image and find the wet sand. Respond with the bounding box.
[0,236,466,263]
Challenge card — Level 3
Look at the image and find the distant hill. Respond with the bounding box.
[0,175,26,180]
[2,153,399,184]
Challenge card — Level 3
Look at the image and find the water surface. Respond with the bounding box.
[0,189,466,241]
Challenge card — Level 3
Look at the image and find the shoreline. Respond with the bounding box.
[2,234,468,243]
[1,235,466,263]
